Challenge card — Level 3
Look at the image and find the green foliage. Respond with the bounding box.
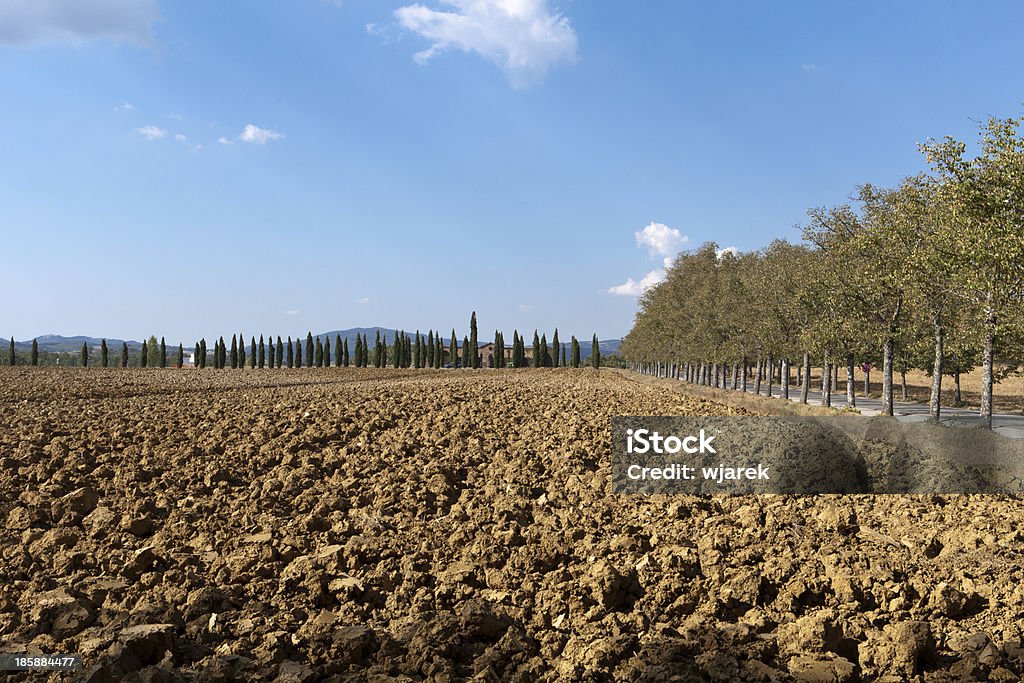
[80,342,89,367]
[121,342,128,368]
[592,334,601,369]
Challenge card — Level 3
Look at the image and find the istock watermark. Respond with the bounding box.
[611,416,1024,495]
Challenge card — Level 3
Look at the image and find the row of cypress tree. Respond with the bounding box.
[5,314,604,371]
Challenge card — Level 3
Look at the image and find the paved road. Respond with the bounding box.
[732,380,1024,439]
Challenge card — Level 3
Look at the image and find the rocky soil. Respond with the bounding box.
[1,368,1023,682]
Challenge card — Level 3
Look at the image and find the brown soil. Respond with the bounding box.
[1,368,1023,682]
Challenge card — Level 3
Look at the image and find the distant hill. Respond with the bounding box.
[5,334,143,353]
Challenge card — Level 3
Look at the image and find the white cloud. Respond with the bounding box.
[517,303,534,312]
[608,221,689,297]
[133,125,166,140]
[238,124,283,144]
[608,270,665,297]
[635,221,687,259]
[113,101,135,112]
[174,133,187,142]
[0,0,159,46]
[801,63,823,72]
[393,0,579,88]
[217,136,233,145]
[283,309,300,316]
[716,246,738,259]
[355,297,370,305]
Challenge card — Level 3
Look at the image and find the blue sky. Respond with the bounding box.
[2,1,1023,344]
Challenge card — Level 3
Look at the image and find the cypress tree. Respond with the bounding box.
[414,332,421,369]
[238,333,246,369]
[341,338,348,367]
[314,337,322,367]
[100,339,108,367]
[161,337,168,368]
[392,333,401,369]
[335,335,342,367]
[267,335,274,368]
[592,334,601,369]
[541,333,550,367]
[571,336,580,368]
[200,338,207,368]
[250,337,256,368]
[373,331,382,368]
[121,341,128,368]
[258,335,265,368]
[552,329,560,368]
[426,331,435,368]
[29,338,37,366]
[7,337,13,366]
[287,337,294,368]
[230,335,238,368]
[276,337,283,368]
[532,331,541,368]
[141,340,148,368]
[306,332,314,368]
[469,311,479,369]
[324,336,331,367]
[561,345,567,368]
[450,330,457,368]
[177,344,183,369]
[354,335,362,367]
[80,342,88,367]
[435,336,442,369]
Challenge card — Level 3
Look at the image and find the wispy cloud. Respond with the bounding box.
[0,0,159,46]
[133,125,166,140]
[283,309,300,316]
[801,63,824,72]
[174,133,187,142]
[517,303,534,312]
[608,221,689,296]
[217,136,233,145]
[114,101,136,112]
[355,297,370,305]
[391,0,579,88]
[238,124,283,144]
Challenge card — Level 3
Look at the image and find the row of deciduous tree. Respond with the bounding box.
[621,114,1024,428]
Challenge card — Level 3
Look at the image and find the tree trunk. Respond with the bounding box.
[754,356,762,395]
[741,356,748,392]
[800,352,810,404]
[864,368,870,398]
[981,326,995,430]
[767,354,774,398]
[732,363,739,390]
[845,351,855,408]
[782,358,791,400]
[821,354,831,408]
[953,368,962,405]
[900,369,908,402]
[882,338,894,417]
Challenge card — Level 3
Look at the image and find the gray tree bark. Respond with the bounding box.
[882,338,894,417]
[845,351,855,408]
[800,352,810,404]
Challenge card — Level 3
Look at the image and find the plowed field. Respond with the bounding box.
[1,368,1023,681]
